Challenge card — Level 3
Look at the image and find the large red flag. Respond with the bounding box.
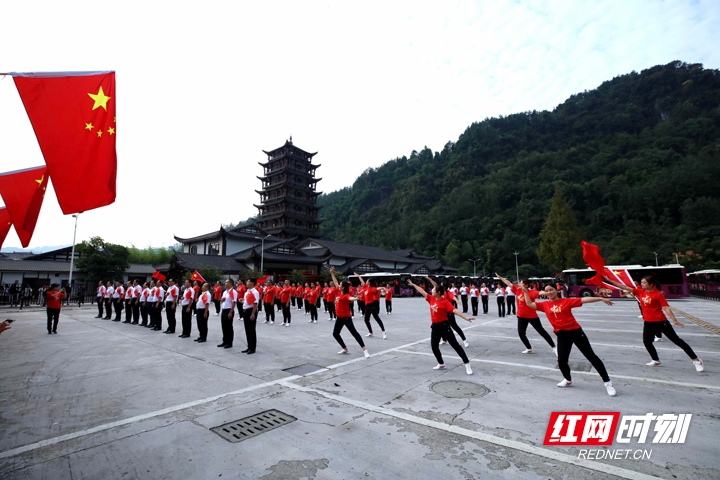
[12,71,116,214]
[604,267,635,288]
[0,207,12,248]
[581,240,616,289]
[0,166,49,247]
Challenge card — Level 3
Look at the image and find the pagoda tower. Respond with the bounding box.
[254,138,322,239]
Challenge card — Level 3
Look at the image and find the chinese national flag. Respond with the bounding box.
[581,240,617,289]
[257,275,271,286]
[0,207,12,248]
[0,166,49,247]
[152,271,167,282]
[190,270,206,283]
[12,71,116,214]
[605,267,635,288]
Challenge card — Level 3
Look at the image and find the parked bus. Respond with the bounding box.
[562,265,689,299]
[687,269,720,300]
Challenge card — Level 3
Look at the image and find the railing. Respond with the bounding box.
[690,289,720,301]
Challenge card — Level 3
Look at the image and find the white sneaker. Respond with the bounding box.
[638,315,644,318]
[522,349,533,354]
[553,347,558,357]
[270,321,274,324]
[465,364,473,375]
[646,360,662,366]
[440,341,448,345]
[557,379,572,388]
[604,381,616,396]
[382,332,387,340]
[366,333,374,337]
[694,359,704,372]
[364,350,370,358]
[464,339,469,348]
[433,364,446,370]
[338,349,348,354]
[313,320,318,323]
[308,319,312,323]
[285,323,290,327]
[654,337,663,342]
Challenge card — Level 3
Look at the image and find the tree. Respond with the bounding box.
[240,268,264,281]
[128,245,180,264]
[537,186,584,273]
[321,269,345,284]
[184,265,223,285]
[287,270,307,284]
[443,240,461,267]
[75,236,130,282]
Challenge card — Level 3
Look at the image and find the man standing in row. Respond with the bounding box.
[165,278,178,334]
[95,280,106,318]
[104,281,114,319]
[112,281,124,322]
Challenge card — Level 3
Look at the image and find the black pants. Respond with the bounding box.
[349,300,354,317]
[282,304,291,323]
[114,299,123,321]
[275,298,282,312]
[132,301,140,323]
[97,298,104,317]
[363,301,385,333]
[242,308,257,351]
[124,300,133,322]
[323,298,328,312]
[461,295,468,313]
[471,297,478,316]
[297,297,303,310]
[47,308,60,332]
[517,316,555,349]
[481,296,489,314]
[447,313,466,341]
[385,300,392,314]
[291,297,296,307]
[263,302,275,322]
[431,321,469,365]
[328,301,336,319]
[304,299,310,313]
[506,297,516,315]
[221,308,234,345]
[496,297,505,317]
[643,321,696,361]
[165,301,176,332]
[153,302,162,329]
[310,305,318,321]
[358,300,365,316]
[333,317,365,349]
[556,328,610,382]
[140,304,149,325]
[196,307,208,339]
[213,299,221,315]
[181,304,192,335]
[105,298,113,318]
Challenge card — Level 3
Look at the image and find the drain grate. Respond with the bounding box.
[282,363,325,375]
[431,381,490,398]
[211,409,297,443]
[555,362,593,372]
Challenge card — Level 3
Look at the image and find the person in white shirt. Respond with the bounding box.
[469,285,480,316]
[131,280,142,324]
[145,280,157,328]
[164,279,179,334]
[505,285,516,315]
[242,278,259,354]
[139,282,150,326]
[104,281,114,320]
[218,279,237,348]
[459,283,469,313]
[112,281,124,322]
[95,281,106,318]
[195,283,212,343]
[179,280,195,338]
[494,283,505,317]
[480,283,489,315]
[123,282,134,323]
[153,283,166,331]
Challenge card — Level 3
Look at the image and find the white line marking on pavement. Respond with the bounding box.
[487,324,716,337]
[278,379,660,480]
[396,350,720,391]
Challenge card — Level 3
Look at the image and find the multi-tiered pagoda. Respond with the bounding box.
[254,138,322,239]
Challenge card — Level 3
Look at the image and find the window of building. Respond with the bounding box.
[190,245,198,254]
[208,243,220,255]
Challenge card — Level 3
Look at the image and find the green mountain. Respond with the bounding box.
[317,61,720,276]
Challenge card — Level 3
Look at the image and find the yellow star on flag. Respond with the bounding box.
[97,130,103,138]
[88,86,111,111]
[35,175,44,186]
[85,123,94,131]
[107,127,115,135]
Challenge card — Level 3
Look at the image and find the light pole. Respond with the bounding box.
[654,252,659,267]
[254,234,271,273]
[513,251,520,283]
[67,212,82,298]
[468,258,482,277]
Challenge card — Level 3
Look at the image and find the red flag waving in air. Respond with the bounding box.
[190,270,206,283]
[257,275,271,286]
[0,166,49,247]
[580,240,617,289]
[152,271,167,282]
[11,71,116,215]
[0,207,12,248]
[604,267,635,288]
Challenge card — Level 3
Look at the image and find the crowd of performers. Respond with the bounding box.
[40,269,705,397]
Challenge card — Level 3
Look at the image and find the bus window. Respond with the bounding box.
[567,274,577,287]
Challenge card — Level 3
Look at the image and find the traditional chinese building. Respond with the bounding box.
[254,137,322,239]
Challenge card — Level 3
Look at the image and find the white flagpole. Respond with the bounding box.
[67,213,81,298]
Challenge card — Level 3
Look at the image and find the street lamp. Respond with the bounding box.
[468,258,482,277]
[513,251,520,283]
[654,252,659,267]
[67,212,82,299]
[254,234,271,273]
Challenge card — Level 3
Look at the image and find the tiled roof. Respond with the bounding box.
[297,239,423,264]
[126,263,157,274]
[172,253,246,273]
[0,260,76,272]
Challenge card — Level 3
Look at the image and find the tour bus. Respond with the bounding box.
[346,273,500,297]
[561,265,689,299]
[687,269,720,300]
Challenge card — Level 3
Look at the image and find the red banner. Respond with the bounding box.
[0,207,12,248]
[0,166,49,247]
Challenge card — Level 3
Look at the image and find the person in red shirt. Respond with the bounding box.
[322,283,330,313]
[383,283,393,315]
[330,267,369,357]
[307,285,319,323]
[407,279,474,374]
[604,275,703,371]
[497,274,556,356]
[304,283,311,315]
[45,283,66,334]
[236,281,247,319]
[327,284,338,320]
[274,283,282,312]
[262,280,276,324]
[348,284,356,317]
[357,284,366,316]
[212,281,223,316]
[520,283,617,396]
[315,283,322,312]
[295,284,304,311]
[192,281,201,317]
[355,273,387,339]
[280,280,293,326]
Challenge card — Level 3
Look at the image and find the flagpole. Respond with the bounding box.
[67,212,81,299]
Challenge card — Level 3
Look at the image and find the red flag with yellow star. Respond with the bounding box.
[0,207,12,248]
[0,166,49,247]
[11,71,116,215]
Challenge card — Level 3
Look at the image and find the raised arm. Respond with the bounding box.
[603,277,633,293]
[407,279,428,299]
[354,272,366,286]
[424,276,438,288]
[495,273,513,288]
[580,297,614,306]
[330,266,340,289]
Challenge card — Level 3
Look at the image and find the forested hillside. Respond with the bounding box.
[317,61,720,276]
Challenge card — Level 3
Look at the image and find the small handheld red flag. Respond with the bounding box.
[152,271,167,282]
[581,241,616,289]
[12,71,116,214]
[190,270,206,283]
[0,207,12,248]
[0,166,49,247]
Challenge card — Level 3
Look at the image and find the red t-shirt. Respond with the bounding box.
[47,291,65,309]
[322,287,329,300]
[296,286,303,297]
[213,286,222,300]
[280,287,291,303]
[349,286,356,296]
[512,286,539,318]
[365,286,377,302]
[633,287,668,322]
[257,285,264,296]
[307,289,318,303]
[262,289,274,303]
[327,287,338,302]
[236,285,247,302]
[335,293,352,318]
[357,287,365,301]
[385,288,393,300]
[426,295,455,323]
[535,298,583,332]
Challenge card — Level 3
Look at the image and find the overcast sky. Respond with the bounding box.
[1,0,718,252]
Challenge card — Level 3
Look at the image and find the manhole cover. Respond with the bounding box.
[555,362,593,372]
[283,364,325,375]
[211,409,297,443]
[431,381,490,398]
